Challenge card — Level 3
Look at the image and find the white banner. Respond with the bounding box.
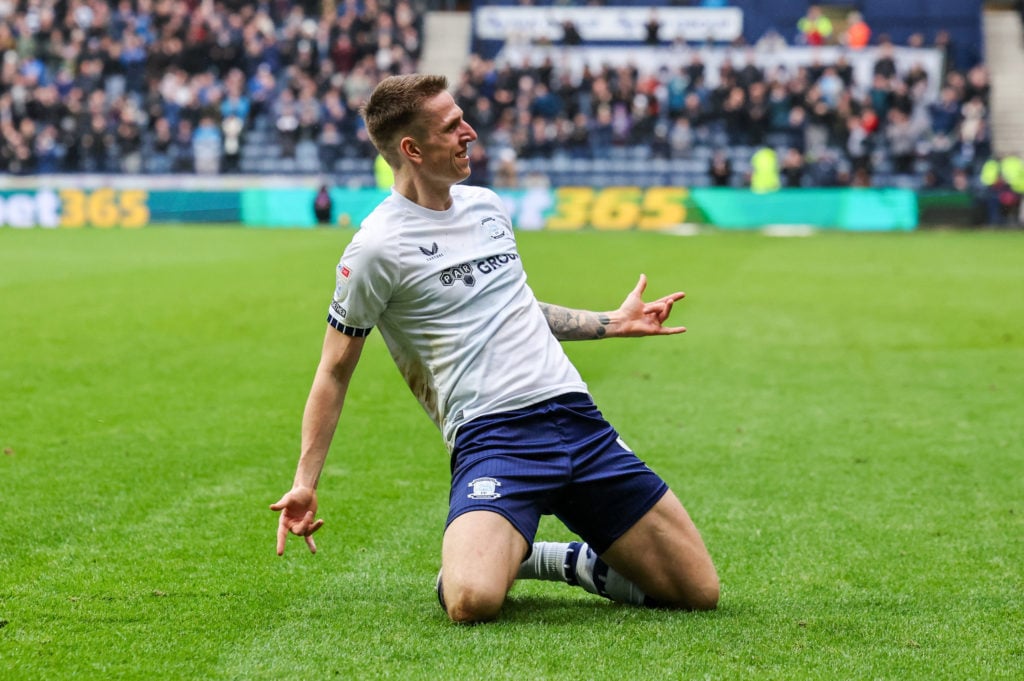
[474,6,744,44]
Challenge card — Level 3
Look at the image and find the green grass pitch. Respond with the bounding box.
[1,225,1022,679]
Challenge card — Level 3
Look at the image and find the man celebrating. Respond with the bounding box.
[271,74,719,623]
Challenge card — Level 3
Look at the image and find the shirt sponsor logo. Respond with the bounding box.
[437,253,519,287]
[474,253,517,274]
[419,242,444,260]
[331,301,347,318]
[439,263,476,287]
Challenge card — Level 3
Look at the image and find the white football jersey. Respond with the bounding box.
[328,184,588,450]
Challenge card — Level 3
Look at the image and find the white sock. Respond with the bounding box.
[516,541,570,581]
[518,541,652,607]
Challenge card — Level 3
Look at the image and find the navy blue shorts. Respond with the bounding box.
[446,392,669,554]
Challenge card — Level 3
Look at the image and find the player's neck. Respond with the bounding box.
[395,175,453,212]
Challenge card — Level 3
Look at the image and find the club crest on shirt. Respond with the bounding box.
[481,216,507,240]
[467,477,502,500]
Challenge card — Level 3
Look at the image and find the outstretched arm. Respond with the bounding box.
[539,274,686,341]
[270,328,366,555]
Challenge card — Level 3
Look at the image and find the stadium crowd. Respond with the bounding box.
[0,0,424,175]
[0,0,1005,199]
[455,40,992,191]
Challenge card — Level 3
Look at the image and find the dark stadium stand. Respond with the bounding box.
[0,0,993,195]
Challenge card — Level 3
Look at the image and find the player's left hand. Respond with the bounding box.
[270,486,325,555]
[615,274,686,337]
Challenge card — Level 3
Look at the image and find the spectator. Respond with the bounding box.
[841,11,871,50]
[644,10,662,46]
[668,117,694,159]
[720,86,749,145]
[493,148,519,189]
[750,146,781,192]
[845,114,872,174]
[958,97,990,164]
[318,121,343,172]
[193,115,223,174]
[465,142,491,187]
[561,20,582,46]
[783,105,809,152]
[116,108,144,174]
[805,147,843,187]
[171,119,195,173]
[797,5,833,47]
[755,28,788,53]
[221,69,251,128]
[221,114,244,173]
[530,83,562,121]
[817,67,844,108]
[374,153,394,189]
[313,184,333,224]
[928,86,962,137]
[885,108,923,174]
[873,40,898,80]
[933,30,956,76]
[767,81,792,132]
[589,104,614,158]
[780,147,806,187]
[148,116,175,173]
[273,87,300,158]
[964,65,991,106]
[746,81,770,146]
[34,124,65,173]
[980,155,1024,226]
[708,150,732,187]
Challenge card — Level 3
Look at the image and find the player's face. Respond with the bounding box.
[417,91,478,185]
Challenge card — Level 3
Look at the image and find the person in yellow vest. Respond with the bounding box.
[797,5,833,46]
[375,152,395,188]
[1002,155,1024,192]
[750,146,781,193]
[980,154,1023,226]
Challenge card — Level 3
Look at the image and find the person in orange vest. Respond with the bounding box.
[842,11,871,50]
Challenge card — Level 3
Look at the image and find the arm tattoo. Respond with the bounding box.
[538,303,611,340]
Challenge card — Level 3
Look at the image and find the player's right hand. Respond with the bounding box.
[270,486,324,556]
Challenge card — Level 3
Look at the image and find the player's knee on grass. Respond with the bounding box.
[679,572,720,611]
[612,544,719,611]
[440,574,507,623]
[656,561,720,611]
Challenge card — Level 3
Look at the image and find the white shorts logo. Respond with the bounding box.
[467,477,502,500]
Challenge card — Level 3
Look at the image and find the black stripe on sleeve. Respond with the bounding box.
[327,314,373,337]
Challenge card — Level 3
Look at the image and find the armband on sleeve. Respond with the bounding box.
[327,314,372,337]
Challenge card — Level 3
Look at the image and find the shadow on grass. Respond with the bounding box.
[497,593,731,626]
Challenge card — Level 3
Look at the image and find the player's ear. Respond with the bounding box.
[400,136,421,163]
